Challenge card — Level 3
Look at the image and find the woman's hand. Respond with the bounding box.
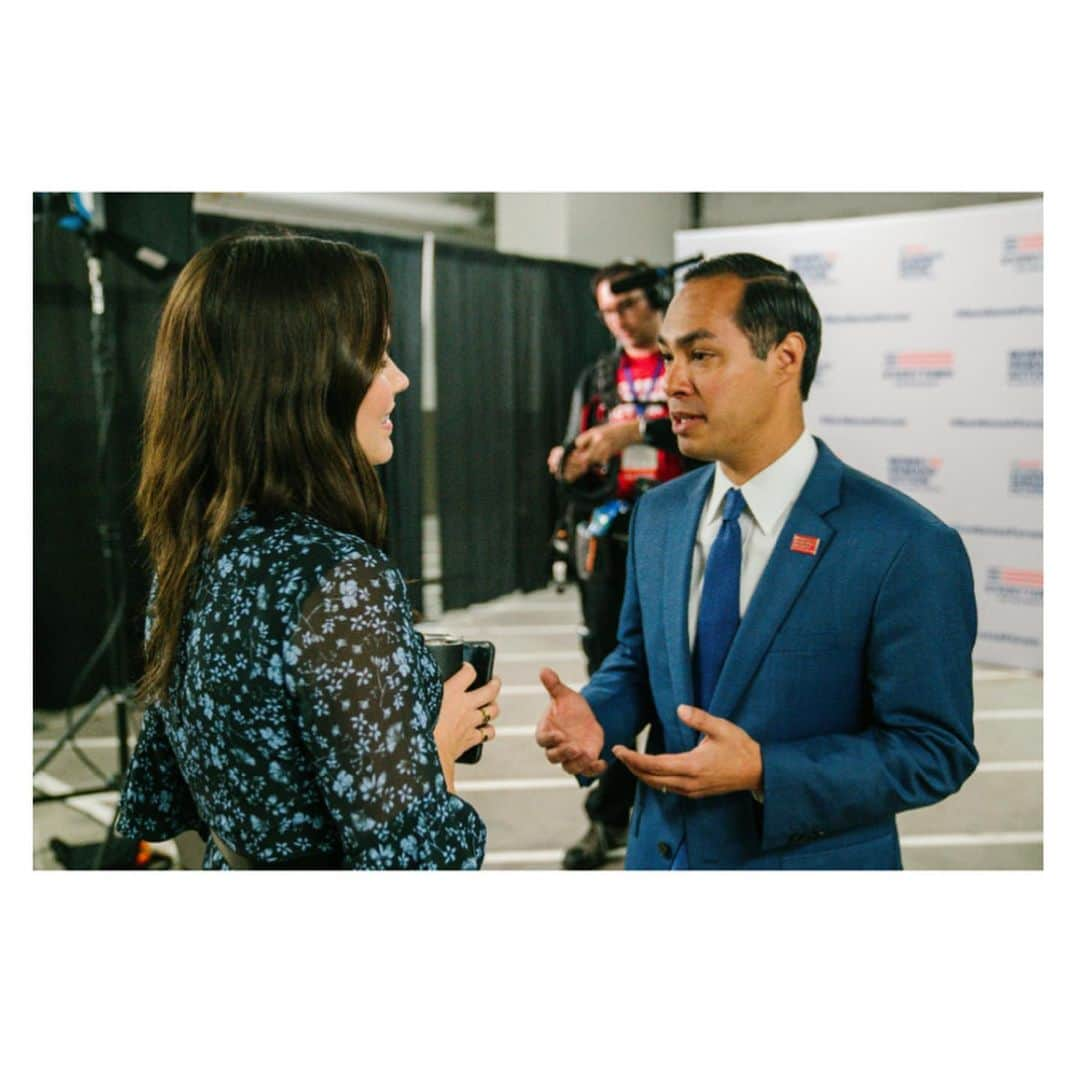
[434,663,501,792]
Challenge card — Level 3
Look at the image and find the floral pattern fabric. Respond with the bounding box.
[116,507,485,869]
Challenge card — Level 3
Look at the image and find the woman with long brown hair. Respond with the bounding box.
[115,231,500,869]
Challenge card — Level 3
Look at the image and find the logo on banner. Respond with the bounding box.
[883,351,954,385]
[813,357,833,387]
[979,630,1041,648]
[887,456,943,492]
[986,566,1043,605]
[1009,460,1043,497]
[955,305,1042,319]
[1001,233,1043,272]
[899,244,944,279]
[790,252,837,283]
[955,523,1042,540]
[950,417,1041,429]
[1007,348,1043,385]
[820,415,908,427]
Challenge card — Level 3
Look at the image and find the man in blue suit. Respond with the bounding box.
[535,253,979,869]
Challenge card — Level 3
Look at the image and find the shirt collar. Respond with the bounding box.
[705,429,818,535]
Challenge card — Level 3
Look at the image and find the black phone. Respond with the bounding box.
[457,640,496,765]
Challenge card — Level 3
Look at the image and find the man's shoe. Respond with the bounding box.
[562,821,629,870]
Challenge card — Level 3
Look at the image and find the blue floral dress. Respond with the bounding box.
[116,507,485,869]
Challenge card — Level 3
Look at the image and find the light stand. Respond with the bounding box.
[33,194,182,866]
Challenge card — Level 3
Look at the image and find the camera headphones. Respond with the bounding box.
[594,258,668,313]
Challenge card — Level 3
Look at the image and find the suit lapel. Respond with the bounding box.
[664,465,714,751]
[707,439,844,725]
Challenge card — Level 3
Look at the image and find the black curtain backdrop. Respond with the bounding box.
[435,244,609,611]
[34,194,197,708]
[34,197,604,705]
[195,215,425,612]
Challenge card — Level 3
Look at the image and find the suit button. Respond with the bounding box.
[658,841,672,859]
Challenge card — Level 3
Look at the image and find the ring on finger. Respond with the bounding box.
[479,705,491,725]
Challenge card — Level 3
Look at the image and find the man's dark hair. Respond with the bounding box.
[683,253,822,400]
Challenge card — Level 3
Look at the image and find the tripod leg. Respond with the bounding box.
[115,692,130,777]
[33,685,111,775]
[91,789,124,870]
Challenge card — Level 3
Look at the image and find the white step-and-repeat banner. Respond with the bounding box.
[675,199,1043,670]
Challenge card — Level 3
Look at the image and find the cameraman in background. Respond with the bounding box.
[547,260,700,869]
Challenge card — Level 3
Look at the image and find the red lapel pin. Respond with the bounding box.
[790,534,820,556]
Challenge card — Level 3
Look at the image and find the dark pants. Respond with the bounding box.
[575,525,636,830]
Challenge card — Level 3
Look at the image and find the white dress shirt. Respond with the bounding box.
[687,429,818,651]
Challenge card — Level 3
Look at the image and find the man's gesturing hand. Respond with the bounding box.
[611,705,762,798]
[535,667,606,777]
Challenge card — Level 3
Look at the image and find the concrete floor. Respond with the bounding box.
[32,583,1042,871]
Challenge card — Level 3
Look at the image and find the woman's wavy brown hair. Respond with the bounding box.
[137,230,392,703]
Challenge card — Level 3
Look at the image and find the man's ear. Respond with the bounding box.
[771,332,806,391]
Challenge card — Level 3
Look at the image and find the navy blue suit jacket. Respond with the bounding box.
[582,438,979,869]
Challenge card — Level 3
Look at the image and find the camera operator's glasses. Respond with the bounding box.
[597,293,646,319]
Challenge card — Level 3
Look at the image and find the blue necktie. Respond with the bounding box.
[692,487,746,709]
[671,487,745,872]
